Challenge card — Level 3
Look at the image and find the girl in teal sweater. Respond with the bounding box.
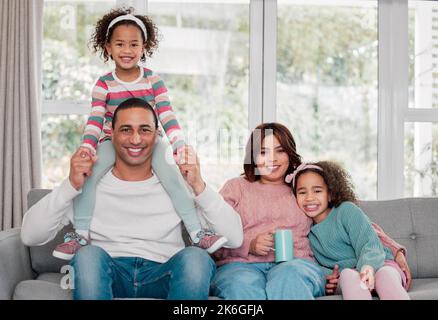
[286,161,410,300]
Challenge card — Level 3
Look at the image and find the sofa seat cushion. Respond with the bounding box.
[13,273,221,300]
[13,273,72,300]
[408,278,438,300]
[37,272,65,284]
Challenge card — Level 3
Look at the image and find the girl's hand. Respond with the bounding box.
[325,264,340,295]
[176,145,206,195]
[173,145,185,163]
[249,232,275,256]
[78,146,98,162]
[360,265,375,290]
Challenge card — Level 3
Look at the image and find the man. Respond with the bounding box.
[21,98,243,300]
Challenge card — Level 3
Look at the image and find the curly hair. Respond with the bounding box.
[243,122,302,182]
[292,161,358,208]
[89,7,160,63]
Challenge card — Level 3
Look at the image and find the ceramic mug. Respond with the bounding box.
[274,229,293,262]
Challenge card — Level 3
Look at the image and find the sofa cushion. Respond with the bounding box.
[13,273,72,300]
[37,272,65,284]
[29,224,75,275]
[359,198,438,279]
[406,278,438,300]
[27,189,73,275]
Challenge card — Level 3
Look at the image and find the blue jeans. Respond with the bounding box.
[210,259,325,300]
[70,245,216,300]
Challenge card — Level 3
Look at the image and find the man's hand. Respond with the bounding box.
[249,232,274,256]
[69,147,97,190]
[177,145,205,196]
[395,250,412,290]
[325,264,340,295]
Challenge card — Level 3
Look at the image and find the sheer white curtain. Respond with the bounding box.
[0,0,43,230]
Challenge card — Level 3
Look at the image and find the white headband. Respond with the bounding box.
[285,163,323,187]
[106,14,148,42]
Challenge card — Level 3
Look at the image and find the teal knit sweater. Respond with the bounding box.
[309,201,393,276]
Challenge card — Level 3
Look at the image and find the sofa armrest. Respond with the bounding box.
[0,228,34,299]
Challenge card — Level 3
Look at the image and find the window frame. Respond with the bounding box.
[42,0,438,199]
[377,0,438,199]
[377,0,408,200]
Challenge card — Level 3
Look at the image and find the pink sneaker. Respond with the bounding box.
[195,230,228,254]
[52,232,88,260]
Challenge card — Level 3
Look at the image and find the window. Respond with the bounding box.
[42,0,249,191]
[42,0,438,199]
[404,0,438,196]
[43,0,116,188]
[408,0,438,109]
[41,114,88,187]
[277,0,378,199]
[147,0,250,190]
[405,122,438,196]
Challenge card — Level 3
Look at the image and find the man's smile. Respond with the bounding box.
[125,146,147,157]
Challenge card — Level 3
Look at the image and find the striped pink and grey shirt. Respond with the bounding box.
[82,67,184,153]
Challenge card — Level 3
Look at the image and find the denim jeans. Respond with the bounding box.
[210,258,325,300]
[70,245,216,300]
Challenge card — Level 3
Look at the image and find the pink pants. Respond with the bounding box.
[338,260,410,300]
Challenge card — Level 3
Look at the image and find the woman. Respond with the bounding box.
[210,122,410,299]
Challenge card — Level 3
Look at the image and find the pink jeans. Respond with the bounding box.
[338,260,410,300]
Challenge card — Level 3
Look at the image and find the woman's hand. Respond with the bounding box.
[249,232,274,256]
[395,250,412,290]
[325,264,340,295]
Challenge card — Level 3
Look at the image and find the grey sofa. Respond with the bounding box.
[1,189,438,300]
